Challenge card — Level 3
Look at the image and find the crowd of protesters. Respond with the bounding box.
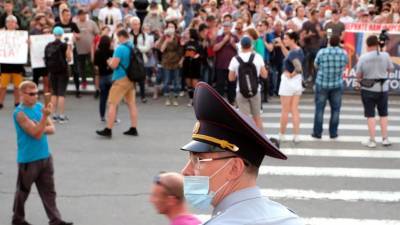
[0,0,398,144]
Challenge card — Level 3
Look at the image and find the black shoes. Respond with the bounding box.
[0,103,3,109]
[56,221,73,225]
[123,127,138,136]
[96,128,112,137]
[311,133,322,139]
[12,221,32,225]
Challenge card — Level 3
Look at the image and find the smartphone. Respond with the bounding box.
[44,93,51,107]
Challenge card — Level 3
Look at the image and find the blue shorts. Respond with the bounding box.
[361,90,388,118]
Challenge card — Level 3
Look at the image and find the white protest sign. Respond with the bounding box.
[30,33,75,69]
[0,30,28,64]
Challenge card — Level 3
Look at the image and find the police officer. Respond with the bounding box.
[180,82,303,225]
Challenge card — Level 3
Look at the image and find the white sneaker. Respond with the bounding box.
[179,91,185,97]
[362,139,376,148]
[58,115,69,124]
[173,99,179,106]
[187,100,193,107]
[382,138,392,147]
[293,135,300,143]
[165,99,171,106]
[278,133,286,142]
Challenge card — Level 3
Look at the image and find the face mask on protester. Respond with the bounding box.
[183,159,233,211]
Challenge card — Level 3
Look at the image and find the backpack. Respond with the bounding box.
[44,41,67,74]
[121,44,146,82]
[236,53,259,98]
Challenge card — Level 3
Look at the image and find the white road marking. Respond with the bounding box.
[268,134,400,143]
[259,166,400,179]
[280,148,400,158]
[261,112,400,121]
[264,104,400,113]
[196,215,400,225]
[262,122,400,131]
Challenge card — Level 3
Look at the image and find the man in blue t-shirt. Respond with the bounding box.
[96,29,139,138]
[12,81,72,225]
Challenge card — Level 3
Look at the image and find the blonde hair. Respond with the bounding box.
[19,81,37,92]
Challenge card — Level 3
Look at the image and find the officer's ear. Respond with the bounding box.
[227,157,246,180]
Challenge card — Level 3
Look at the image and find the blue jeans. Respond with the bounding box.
[163,69,180,96]
[99,74,112,119]
[313,85,343,138]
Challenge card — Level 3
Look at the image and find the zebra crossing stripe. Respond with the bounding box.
[259,189,400,202]
[196,215,400,225]
[261,112,400,121]
[264,104,400,113]
[280,148,400,158]
[268,134,400,143]
[262,122,400,131]
[266,97,400,105]
[259,166,400,179]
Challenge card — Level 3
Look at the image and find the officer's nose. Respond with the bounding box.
[181,160,194,176]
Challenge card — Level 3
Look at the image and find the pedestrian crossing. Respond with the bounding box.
[198,95,400,225]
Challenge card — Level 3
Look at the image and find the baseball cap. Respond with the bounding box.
[53,26,64,36]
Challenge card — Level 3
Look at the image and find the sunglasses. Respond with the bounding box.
[25,92,39,96]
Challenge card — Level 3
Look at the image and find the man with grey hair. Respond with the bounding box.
[0,15,24,110]
[149,172,201,225]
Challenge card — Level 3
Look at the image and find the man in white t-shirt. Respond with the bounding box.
[228,36,268,131]
[98,0,122,34]
[290,5,308,31]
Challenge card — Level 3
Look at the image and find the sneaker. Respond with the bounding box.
[187,100,193,107]
[293,135,300,143]
[278,133,286,142]
[330,134,339,140]
[123,127,138,136]
[96,128,112,137]
[52,114,59,121]
[382,138,392,147]
[101,117,106,122]
[141,98,148,103]
[179,91,185,97]
[361,139,376,148]
[115,118,121,124]
[165,98,171,106]
[58,115,69,124]
[12,221,32,225]
[173,99,179,106]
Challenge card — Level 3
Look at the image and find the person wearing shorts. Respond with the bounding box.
[47,27,72,124]
[0,15,25,110]
[277,30,304,143]
[356,35,394,148]
[228,36,268,130]
[96,29,139,138]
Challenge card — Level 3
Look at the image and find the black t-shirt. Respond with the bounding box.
[54,21,80,34]
[301,21,322,49]
[94,49,114,76]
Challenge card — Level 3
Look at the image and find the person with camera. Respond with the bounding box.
[356,35,394,148]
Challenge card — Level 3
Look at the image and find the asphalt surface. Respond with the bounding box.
[0,91,399,225]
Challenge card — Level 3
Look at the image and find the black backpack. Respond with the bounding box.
[122,44,146,82]
[44,41,67,74]
[236,53,258,98]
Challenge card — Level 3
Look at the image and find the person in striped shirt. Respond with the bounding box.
[312,35,348,139]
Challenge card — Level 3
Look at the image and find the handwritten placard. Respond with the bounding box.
[0,30,28,64]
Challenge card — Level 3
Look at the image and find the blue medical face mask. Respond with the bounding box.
[183,159,232,211]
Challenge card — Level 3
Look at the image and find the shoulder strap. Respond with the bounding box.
[236,55,244,65]
[120,43,132,71]
[248,53,255,63]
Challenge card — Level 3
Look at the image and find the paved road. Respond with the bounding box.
[0,92,399,225]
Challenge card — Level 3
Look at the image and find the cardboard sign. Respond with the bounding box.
[30,33,75,68]
[0,30,28,64]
